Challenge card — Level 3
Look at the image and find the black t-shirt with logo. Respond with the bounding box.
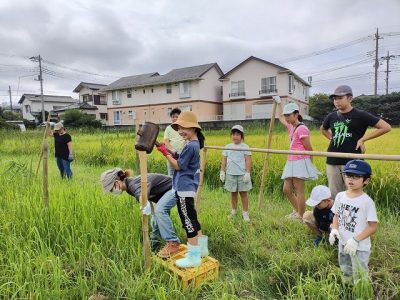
[322,108,380,165]
[313,206,334,232]
[54,132,72,160]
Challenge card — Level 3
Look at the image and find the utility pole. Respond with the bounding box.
[381,51,397,95]
[8,85,13,112]
[373,28,382,97]
[30,55,45,123]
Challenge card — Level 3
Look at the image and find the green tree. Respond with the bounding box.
[63,109,102,128]
[308,93,335,123]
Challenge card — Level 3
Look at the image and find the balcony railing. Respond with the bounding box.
[259,88,278,95]
[229,91,246,98]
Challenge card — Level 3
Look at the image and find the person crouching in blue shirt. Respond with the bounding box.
[303,185,334,246]
[157,111,208,268]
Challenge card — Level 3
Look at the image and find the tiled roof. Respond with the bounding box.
[18,94,77,104]
[100,63,223,91]
[73,82,108,93]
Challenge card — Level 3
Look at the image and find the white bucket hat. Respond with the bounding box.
[306,185,332,207]
[231,124,244,133]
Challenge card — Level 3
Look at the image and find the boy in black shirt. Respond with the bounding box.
[303,185,334,246]
[320,85,391,198]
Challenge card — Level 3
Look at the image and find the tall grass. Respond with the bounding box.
[0,128,399,299]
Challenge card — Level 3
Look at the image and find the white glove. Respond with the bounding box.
[141,201,152,215]
[273,96,281,104]
[329,228,340,245]
[344,238,359,256]
[219,171,225,182]
[243,172,251,183]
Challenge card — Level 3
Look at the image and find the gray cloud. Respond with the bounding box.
[1,0,399,104]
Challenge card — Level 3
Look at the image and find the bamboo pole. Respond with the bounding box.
[36,113,52,176]
[258,102,278,208]
[204,146,400,161]
[134,120,141,175]
[138,150,151,270]
[43,138,49,207]
[195,148,207,211]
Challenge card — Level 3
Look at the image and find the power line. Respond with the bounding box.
[299,58,372,76]
[42,59,121,78]
[277,35,372,64]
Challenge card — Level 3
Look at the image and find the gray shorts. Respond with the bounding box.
[224,174,252,192]
[338,245,370,283]
[326,164,346,199]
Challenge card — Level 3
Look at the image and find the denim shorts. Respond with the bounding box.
[338,244,370,283]
[224,174,252,192]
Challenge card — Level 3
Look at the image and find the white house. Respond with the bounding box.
[220,56,311,121]
[100,63,224,125]
[18,94,77,121]
[72,82,108,123]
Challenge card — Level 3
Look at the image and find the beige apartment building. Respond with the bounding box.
[220,56,311,120]
[101,63,224,125]
[72,82,108,124]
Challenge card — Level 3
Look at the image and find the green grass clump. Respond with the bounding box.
[0,127,399,299]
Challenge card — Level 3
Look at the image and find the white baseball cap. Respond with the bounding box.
[283,102,300,114]
[306,185,332,207]
[231,124,244,133]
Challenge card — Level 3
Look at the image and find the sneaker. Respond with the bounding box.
[313,235,323,246]
[285,211,298,218]
[157,241,180,259]
[228,209,237,219]
[285,212,302,221]
[243,212,250,222]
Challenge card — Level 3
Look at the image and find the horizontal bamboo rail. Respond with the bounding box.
[204,146,400,161]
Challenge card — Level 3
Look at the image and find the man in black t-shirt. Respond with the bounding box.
[53,122,73,179]
[320,85,391,198]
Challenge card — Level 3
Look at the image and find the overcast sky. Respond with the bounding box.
[1,0,399,105]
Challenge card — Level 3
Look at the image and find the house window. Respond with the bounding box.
[127,89,132,98]
[112,91,121,104]
[289,75,295,94]
[128,110,136,119]
[166,107,172,116]
[83,95,92,103]
[113,111,122,125]
[25,105,30,113]
[179,82,191,98]
[143,89,146,94]
[230,80,245,97]
[261,77,277,94]
[151,88,154,93]
[100,113,108,120]
[166,84,172,94]
[180,105,192,112]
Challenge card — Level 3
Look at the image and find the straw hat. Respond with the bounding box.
[171,111,201,131]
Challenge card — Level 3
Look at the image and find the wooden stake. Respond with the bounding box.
[138,150,151,270]
[258,101,277,208]
[195,148,207,211]
[43,138,49,207]
[36,113,52,176]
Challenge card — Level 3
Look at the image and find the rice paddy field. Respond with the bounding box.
[0,125,399,299]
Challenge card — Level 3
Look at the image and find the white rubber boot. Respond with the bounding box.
[175,244,201,268]
[198,235,209,257]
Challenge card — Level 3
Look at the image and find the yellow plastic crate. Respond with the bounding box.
[156,244,219,288]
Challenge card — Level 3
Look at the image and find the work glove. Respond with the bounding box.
[156,143,170,157]
[243,172,251,183]
[344,238,359,256]
[219,171,225,182]
[141,201,152,216]
[273,96,281,104]
[68,153,74,162]
[329,228,340,246]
